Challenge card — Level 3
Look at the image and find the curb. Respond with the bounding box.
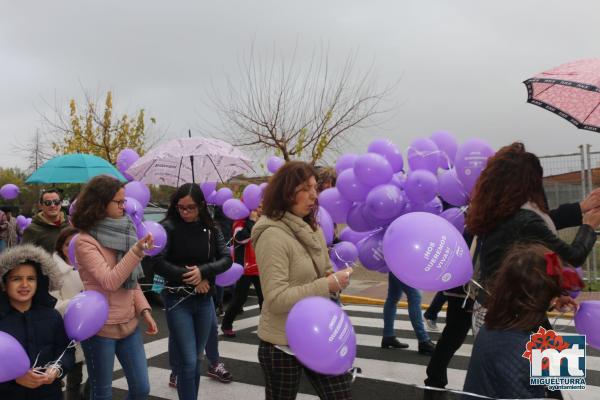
[340,294,574,319]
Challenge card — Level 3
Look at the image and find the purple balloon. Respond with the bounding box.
[259,182,268,192]
[117,149,140,181]
[383,212,473,291]
[346,203,372,232]
[286,297,356,375]
[353,153,393,187]
[116,148,139,170]
[438,168,469,207]
[575,301,600,350]
[124,197,144,226]
[361,205,397,230]
[368,139,404,173]
[335,153,359,174]
[267,156,285,174]
[390,171,406,190]
[242,184,262,210]
[568,290,581,299]
[68,233,80,270]
[124,181,151,208]
[15,215,27,230]
[407,138,440,173]
[319,188,352,224]
[339,226,375,245]
[200,182,218,199]
[213,188,233,206]
[64,290,109,342]
[223,199,250,220]
[454,139,495,194]
[136,221,167,256]
[69,199,77,216]
[206,190,218,204]
[408,196,443,215]
[330,241,359,271]
[440,208,465,233]
[336,169,370,202]
[0,331,30,383]
[365,184,405,220]
[215,263,244,287]
[404,170,438,204]
[317,206,334,245]
[430,131,458,169]
[0,184,20,200]
[357,230,387,271]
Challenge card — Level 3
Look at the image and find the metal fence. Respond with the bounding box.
[541,145,600,284]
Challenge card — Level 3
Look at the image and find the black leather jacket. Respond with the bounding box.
[151,218,232,296]
[477,204,596,303]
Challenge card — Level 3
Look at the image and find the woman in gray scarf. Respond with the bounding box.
[71,175,156,400]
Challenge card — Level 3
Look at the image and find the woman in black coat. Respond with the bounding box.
[152,183,232,400]
[425,142,600,390]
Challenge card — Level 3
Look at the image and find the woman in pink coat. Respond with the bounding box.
[72,175,157,400]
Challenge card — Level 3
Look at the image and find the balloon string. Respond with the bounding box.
[348,367,492,398]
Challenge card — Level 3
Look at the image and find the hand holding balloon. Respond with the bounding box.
[327,267,353,293]
[134,233,154,256]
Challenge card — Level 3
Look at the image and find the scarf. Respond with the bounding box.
[279,212,327,277]
[89,217,144,289]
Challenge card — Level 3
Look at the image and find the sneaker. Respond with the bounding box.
[216,305,225,317]
[168,372,177,388]
[207,362,233,383]
[418,340,436,356]
[221,327,236,338]
[424,318,439,331]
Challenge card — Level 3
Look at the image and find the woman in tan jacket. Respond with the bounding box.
[72,175,157,400]
[251,161,354,400]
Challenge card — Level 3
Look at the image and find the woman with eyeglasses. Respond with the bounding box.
[71,175,157,400]
[152,183,232,400]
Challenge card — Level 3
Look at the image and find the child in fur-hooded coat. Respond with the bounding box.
[0,244,74,400]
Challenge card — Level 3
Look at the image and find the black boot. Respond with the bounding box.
[418,340,436,355]
[381,336,409,349]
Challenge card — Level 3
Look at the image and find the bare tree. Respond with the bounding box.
[208,45,397,165]
[13,129,54,174]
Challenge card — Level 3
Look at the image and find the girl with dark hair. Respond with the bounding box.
[71,175,157,400]
[51,227,85,400]
[0,244,75,400]
[251,161,354,399]
[152,183,232,400]
[463,243,567,398]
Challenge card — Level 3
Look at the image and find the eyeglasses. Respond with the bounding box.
[111,199,127,208]
[177,204,198,213]
[41,199,61,207]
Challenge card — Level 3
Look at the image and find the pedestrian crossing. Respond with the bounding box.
[109,301,600,400]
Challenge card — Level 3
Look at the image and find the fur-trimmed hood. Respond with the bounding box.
[0,244,62,292]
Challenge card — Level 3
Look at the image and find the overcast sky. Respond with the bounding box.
[2,0,600,171]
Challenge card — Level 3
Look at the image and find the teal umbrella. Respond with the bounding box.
[26,154,126,184]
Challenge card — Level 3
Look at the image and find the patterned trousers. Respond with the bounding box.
[258,340,353,400]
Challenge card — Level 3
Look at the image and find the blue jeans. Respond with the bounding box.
[81,327,150,400]
[205,305,220,365]
[169,302,220,370]
[163,293,214,400]
[383,273,430,343]
[0,239,6,252]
